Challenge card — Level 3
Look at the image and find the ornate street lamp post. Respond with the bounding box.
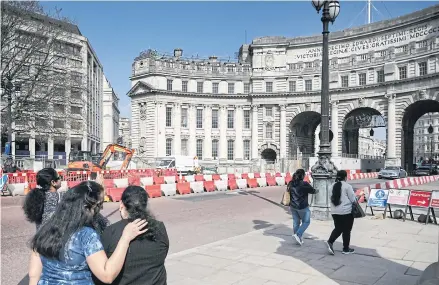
[310,0,340,220]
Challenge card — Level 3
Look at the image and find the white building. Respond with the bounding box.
[357,129,386,158]
[102,75,120,151]
[118,117,132,149]
[128,4,439,172]
[1,5,106,162]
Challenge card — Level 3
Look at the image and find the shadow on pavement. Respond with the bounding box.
[254,218,423,285]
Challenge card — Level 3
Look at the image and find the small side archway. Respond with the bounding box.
[259,143,279,163]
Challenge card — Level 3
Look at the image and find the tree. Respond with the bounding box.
[1,1,85,153]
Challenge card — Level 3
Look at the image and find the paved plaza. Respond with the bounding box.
[166,216,438,285]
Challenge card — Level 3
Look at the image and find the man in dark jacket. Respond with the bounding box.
[288,169,318,246]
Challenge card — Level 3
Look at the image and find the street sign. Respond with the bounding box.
[430,191,439,208]
[367,189,389,208]
[408,190,432,208]
[387,189,410,205]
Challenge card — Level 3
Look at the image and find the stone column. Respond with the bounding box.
[235,106,243,161]
[188,104,196,157]
[385,93,397,165]
[331,100,339,156]
[48,137,54,159]
[251,104,259,160]
[29,133,36,159]
[65,137,71,163]
[174,103,181,155]
[204,105,212,160]
[279,104,287,159]
[219,105,227,161]
[157,102,166,157]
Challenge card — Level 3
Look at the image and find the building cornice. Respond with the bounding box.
[251,4,439,48]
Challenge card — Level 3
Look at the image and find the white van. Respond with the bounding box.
[155,156,200,175]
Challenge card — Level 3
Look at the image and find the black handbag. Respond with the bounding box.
[351,200,365,218]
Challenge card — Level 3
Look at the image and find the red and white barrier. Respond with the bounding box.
[355,175,439,202]
[4,169,382,200]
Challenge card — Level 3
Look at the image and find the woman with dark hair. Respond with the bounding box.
[23,168,62,230]
[326,170,357,255]
[287,168,318,246]
[28,181,147,285]
[22,168,110,234]
[97,186,169,285]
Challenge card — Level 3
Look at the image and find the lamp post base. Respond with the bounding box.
[310,153,338,221]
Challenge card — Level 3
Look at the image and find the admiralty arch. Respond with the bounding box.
[128,4,439,173]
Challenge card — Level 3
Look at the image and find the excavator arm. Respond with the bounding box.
[98,144,135,170]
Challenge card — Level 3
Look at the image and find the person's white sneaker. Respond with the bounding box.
[293,234,303,246]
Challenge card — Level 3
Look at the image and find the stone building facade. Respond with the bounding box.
[129,4,439,172]
[1,7,106,161]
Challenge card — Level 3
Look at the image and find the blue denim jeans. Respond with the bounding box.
[290,206,311,238]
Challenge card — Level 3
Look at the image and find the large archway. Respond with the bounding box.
[289,111,321,159]
[402,100,439,172]
[342,107,386,157]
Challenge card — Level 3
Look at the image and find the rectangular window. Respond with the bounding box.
[417,40,428,49]
[196,139,203,160]
[167,79,173,91]
[182,81,188,92]
[227,110,234,129]
[212,83,219,94]
[196,108,203,129]
[377,70,385,83]
[341,76,349,87]
[181,108,188,128]
[197,82,203,93]
[53,120,64,129]
[181,139,188,155]
[358,73,366,86]
[419,62,427,76]
[243,140,250,160]
[166,106,172,127]
[244,83,250,93]
[227,66,234,73]
[265,82,273,93]
[54,104,64,113]
[266,123,273,139]
[228,83,235,94]
[166,138,172,156]
[289,81,296,92]
[244,110,250,129]
[212,109,219,129]
[71,106,82,115]
[266,107,273,117]
[399,66,407,79]
[212,140,219,159]
[305,80,313,91]
[227,140,234,161]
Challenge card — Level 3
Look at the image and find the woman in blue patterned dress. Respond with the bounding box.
[28,181,148,285]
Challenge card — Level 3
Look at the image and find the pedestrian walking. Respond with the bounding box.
[288,169,318,246]
[326,170,357,255]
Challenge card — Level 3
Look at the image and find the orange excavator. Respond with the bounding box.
[67,144,135,172]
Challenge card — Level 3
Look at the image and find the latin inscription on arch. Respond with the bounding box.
[291,19,439,61]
